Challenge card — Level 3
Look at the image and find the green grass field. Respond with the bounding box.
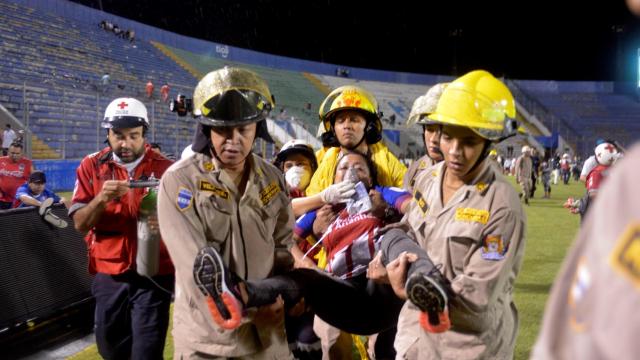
[64,178,585,360]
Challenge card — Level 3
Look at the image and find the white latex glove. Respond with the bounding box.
[320,181,356,204]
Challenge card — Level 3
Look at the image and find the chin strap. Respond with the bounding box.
[464,141,492,177]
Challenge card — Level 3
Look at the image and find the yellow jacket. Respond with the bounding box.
[306,142,407,196]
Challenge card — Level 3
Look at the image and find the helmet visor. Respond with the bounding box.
[194,67,274,127]
[200,89,272,126]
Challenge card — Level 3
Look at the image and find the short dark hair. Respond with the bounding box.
[9,141,23,149]
[150,142,161,150]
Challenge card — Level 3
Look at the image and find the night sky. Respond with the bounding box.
[73,0,640,81]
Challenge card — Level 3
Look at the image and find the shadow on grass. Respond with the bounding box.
[515,282,552,294]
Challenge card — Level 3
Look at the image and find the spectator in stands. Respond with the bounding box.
[13,171,66,208]
[2,124,17,156]
[403,83,446,193]
[145,80,154,99]
[128,29,135,43]
[160,83,170,103]
[69,97,174,359]
[0,142,34,209]
[101,72,110,93]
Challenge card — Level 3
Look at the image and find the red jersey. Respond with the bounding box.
[323,209,381,279]
[70,145,174,275]
[586,164,609,195]
[0,156,32,202]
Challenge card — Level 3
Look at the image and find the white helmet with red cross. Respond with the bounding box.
[102,97,149,129]
[594,142,618,166]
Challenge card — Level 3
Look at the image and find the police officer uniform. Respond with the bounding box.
[159,152,294,358]
[157,67,294,359]
[403,154,437,193]
[402,83,447,194]
[400,161,526,359]
[394,70,527,359]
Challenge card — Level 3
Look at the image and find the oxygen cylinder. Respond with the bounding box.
[137,186,160,277]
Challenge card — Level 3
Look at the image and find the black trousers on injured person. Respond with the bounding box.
[243,228,437,335]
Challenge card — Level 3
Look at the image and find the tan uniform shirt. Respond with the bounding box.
[403,154,437,193]
[532,144,640,360]
[515,155,532,184]
[158,152,294,358]
[399,161,526,359]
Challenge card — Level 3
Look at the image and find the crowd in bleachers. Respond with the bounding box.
[99,20,135,43]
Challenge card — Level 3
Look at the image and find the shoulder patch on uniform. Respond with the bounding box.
[176,187,193,211]
[455,207,490,225]
[260,181,281,205]
[475,182,488,192]
[567,258,589,332]
[609,222,640,289]
[203,162,214,172]
[199,180,228,199]
[413,190,429,215]
[431,170,438,178]
[418,160,428,170]
[481,235,506,261]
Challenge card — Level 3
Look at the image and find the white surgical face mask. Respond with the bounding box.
[285,166,311,190]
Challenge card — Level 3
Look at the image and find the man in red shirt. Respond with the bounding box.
[70,97,174,359]
[145,80,154,99]
[0,142,34,209]
[160,83,170,103]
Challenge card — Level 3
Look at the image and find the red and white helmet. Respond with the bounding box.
[102,97,149,129]
[594,142,618,166]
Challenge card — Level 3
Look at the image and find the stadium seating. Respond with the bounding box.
[0,1,198,159]
[0,0,638,163]
[514,81,640,151]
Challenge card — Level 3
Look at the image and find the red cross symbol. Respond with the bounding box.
[117,101,128,109]
[604,144,615,153]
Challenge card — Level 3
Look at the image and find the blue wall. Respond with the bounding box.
[33,159,80,192]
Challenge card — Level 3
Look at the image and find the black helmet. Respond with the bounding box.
[194,67,274,128]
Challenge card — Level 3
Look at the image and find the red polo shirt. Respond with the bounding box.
[71,145,174,275]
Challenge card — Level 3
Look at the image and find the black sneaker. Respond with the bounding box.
[193,246,243,330]
[406,271,451,333]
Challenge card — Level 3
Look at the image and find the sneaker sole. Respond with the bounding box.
[406,273,448,324]
[193,248,242,329]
